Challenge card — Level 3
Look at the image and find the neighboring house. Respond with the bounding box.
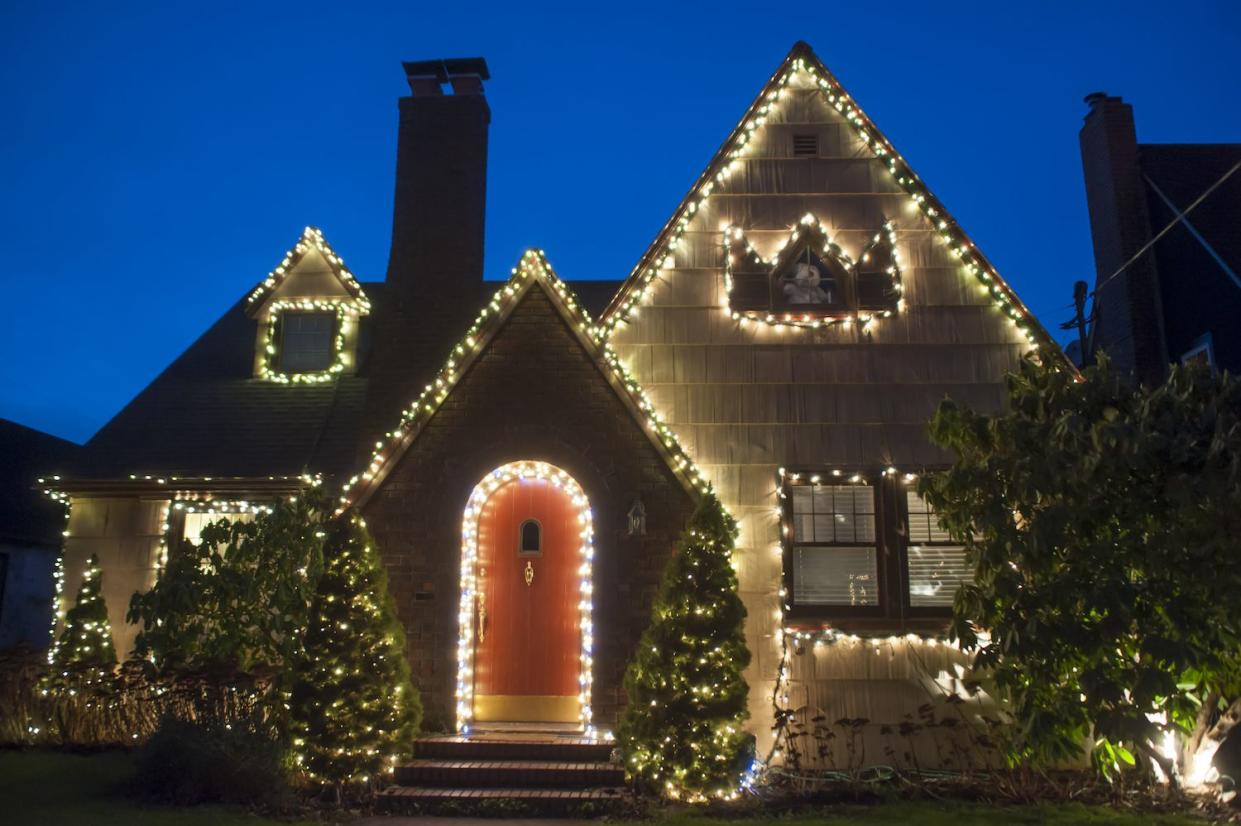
[0,420,80,651]
[40,44,1066,762]
[1079,93,1241,383]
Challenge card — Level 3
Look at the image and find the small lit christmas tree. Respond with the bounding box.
[620,492,752,801]
[48,554,118,687]
[291,511,421,791]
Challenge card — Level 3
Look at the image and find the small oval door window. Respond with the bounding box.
[519,519,542,555]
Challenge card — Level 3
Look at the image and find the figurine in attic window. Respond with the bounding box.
[783,261,833,305]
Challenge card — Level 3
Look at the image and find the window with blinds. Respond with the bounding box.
[279,312,335,373]
[905,491,969,608]
[789,483,878,606]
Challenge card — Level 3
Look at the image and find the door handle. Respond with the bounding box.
[477,592,487,643]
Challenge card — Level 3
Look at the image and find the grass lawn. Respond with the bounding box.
[0,750,1213,825]
[646,804,1207,826]
[0,749,321,826]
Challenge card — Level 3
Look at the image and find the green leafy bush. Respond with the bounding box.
[127,490,329,674]
[132,715,292,808]
[922,355,1241,786]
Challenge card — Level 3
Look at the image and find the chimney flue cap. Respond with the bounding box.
[402,57,490,96]
[1084,91,1121,111]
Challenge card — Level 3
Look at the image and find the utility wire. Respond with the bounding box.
[1090,160,1240,299]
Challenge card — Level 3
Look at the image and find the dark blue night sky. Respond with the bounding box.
[2,1,1238,443]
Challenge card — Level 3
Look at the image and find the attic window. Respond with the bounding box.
[279,312,335,373]
[792,134,819,157]
[726,219,901,324]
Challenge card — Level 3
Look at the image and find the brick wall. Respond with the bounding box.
[362,284,696,730]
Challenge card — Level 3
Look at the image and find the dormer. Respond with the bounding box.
[246,227,371,383]
[725,214,901,328]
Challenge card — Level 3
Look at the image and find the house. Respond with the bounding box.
[40,44,1065,763]
[1079,93,1241,383]
[0,419,80,651]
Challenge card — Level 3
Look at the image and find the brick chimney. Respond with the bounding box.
[386,57,491,293]
[361,57,493,455]
[1079,92,1169,384]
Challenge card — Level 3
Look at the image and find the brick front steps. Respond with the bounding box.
[379,733,628,812]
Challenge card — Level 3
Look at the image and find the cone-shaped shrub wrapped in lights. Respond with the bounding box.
[620,492,752,801]
[48,553,117,687]
[291,511,420,789]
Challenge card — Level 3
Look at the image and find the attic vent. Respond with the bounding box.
[792,134,819,157]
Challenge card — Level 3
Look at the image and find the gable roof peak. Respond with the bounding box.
[602,40,1073,371]
[339,246,712,510]
[245,225,371,317]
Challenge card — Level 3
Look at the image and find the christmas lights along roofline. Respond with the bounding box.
[340,248,710,512]
[599,40,1074,371]
[37,474,314,498]
[245,226,371,316]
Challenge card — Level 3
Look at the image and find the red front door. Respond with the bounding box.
[473,477,581,723]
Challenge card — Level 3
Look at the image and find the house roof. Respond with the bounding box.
[600,41,1072,371]
[0,419,82,546]
[75,272,622,485]
[341,250,707,510]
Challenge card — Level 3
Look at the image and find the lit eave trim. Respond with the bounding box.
[339,249,713,512]
[246,226,371,313]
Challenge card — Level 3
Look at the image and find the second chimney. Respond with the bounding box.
[386,57,491,296]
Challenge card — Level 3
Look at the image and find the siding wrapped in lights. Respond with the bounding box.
[761,465,984,768]
[600,53,1066,364]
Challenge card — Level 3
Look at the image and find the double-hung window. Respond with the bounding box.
[788,482,879,609]
[903,491,970,609]
[781,472,973,628]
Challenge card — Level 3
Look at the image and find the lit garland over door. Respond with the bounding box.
[457,462,596,734]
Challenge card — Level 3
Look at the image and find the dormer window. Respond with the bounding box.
[245,227,371,383]
[279,311,336,373]
[726,216,901,326]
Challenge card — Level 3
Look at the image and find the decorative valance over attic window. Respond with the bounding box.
[725,215,901,327]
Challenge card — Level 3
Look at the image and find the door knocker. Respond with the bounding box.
[524,560,535,587]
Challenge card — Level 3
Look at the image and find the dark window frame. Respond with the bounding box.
[780,470,955,633]
[897,487,968,618]
[727,226,899,321]
[277,310,337,374]
[781,472,888,622]
[1180,333,1215,371]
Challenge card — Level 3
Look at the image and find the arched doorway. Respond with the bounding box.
[457,462,594,731]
